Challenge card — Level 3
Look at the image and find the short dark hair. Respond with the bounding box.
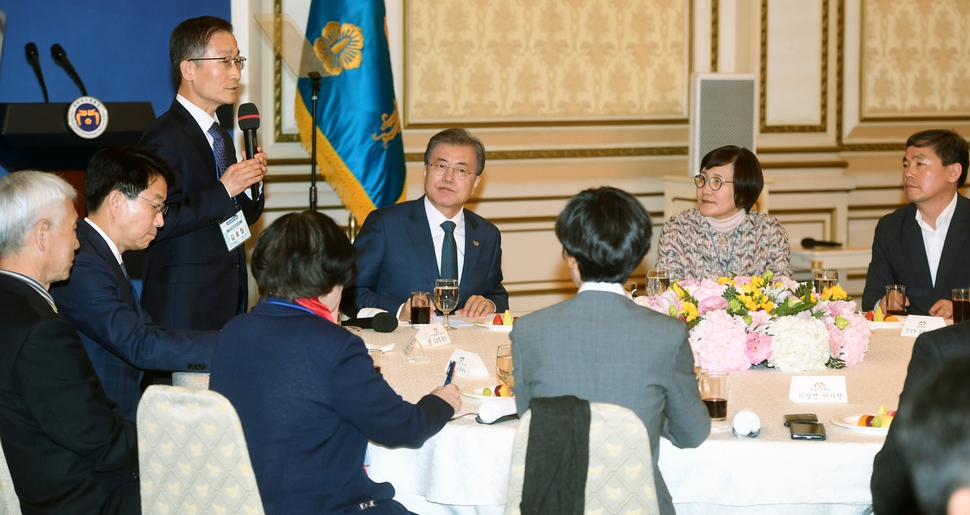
[423,128,486,176]
[85,146,173,212]
[699,146,764,212]
[251,211,356,300]
[897,355,970,515]
[555,187,652,283]
[170,16,233,86]
[906,129,969,188]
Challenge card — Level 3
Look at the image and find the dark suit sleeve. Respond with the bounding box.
[140,126,262,243]
[329,333,452,447]
[482,229,509,312]
[54,249,217,371]
[871,333,944,515]
[14,318,137,475]
[863,216,896,311]
[660,323,711,448]
[342,210,405,315]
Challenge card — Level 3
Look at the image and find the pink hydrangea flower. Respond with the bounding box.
[697,295,729,315]
[689,310,750,372]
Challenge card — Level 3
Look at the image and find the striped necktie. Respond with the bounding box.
[440,221,458,280]
[207,122,228,179]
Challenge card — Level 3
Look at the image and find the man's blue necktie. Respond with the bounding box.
[440,221,458,280]
[207,122,228,179]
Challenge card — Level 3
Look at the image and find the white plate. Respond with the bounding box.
[867,317,905,329]
[830,414,890,435]
[460,387,514,399]
[474,322,513,332]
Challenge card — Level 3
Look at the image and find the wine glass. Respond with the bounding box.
[813,270,839,295]
[647,269,669,296]
[434,279,460,330]
[496,344,514,388]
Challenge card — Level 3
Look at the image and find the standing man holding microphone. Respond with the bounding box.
[140,16,267,330]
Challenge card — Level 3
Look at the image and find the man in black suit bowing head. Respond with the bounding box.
[862,129,970,318]
[139,16,267,331]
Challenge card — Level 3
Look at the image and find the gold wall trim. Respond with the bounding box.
[405,147,688,162]
[710,0,718,72]
[759,146,841,154]
[273,0,300,143]
[404,119,689,130]
[759,0,828,133]
[841,143,905,152]
[265,172,323,182]
[761,160,847,169]
[835,0,844,145]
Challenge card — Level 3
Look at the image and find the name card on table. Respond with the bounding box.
[901,315,946,338]
[417,323,452,348]
[445,349,490,379]
[789,376,848,403]
[402,337,429,362]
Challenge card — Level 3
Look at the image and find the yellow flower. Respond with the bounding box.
[739,294,758,311]
[672,282,685,299]
[313,21,365,76]
[680,302,698,322]
[761,300,775,312]
[740,283,755,294]
[751,276,765,288]
[822,284,848,301]
[718,277,734,285]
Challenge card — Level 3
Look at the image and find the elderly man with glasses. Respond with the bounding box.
[342,128,509,319]
[138,16,267,331]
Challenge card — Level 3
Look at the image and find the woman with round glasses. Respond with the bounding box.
[657,145,791,281]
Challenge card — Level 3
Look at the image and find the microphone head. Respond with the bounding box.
[238,103,260,130]
[25,42,39,60]
[801,237,816,249]
[371,312,398,333]
[50,43,67,61]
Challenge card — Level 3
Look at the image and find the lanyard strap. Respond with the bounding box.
[706,223,740,277]
[263,299,317,316]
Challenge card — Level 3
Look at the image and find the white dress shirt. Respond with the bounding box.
[578,282,627,297]
[915,192,958,286]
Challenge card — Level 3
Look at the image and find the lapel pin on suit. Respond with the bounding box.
[473,240,480,246]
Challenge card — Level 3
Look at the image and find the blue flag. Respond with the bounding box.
[297,0,405,221]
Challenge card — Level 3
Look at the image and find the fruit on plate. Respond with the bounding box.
[865,310,874,321]
[874,306,885,322]
[492,314,503,325]
[483,384,513,397]
[482,387,492,396]
[857,404,895,428]
[884,315,900,322]
[503,309,513,325]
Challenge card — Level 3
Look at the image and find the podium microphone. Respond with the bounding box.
[801,237,842,249]
[25,43,49,103]
[343,312,398,333]
[50,43,88,96]
[237,103,260,199]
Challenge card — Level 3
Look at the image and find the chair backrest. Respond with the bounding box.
[137,385,265,515]
[0,437,22,515]
[505,402,659,515]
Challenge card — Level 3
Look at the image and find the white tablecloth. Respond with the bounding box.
[179,318,912,514]
[365,321,914,515]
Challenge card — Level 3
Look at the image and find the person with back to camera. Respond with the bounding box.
[657,145,791,281]
[511,186,710,515]
[208,210,460,515]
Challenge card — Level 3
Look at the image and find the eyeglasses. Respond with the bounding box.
[427,162,475,181]
[186,56,247,71]
[694,174,734,191]
[138,196,169,216]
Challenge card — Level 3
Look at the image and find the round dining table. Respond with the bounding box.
[174,317,920,515]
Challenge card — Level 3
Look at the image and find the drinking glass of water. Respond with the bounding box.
[434,279,460,330]
[647,269,669,296]
[813,270,839,295]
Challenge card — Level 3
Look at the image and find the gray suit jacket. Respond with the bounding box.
[511,290,711,515]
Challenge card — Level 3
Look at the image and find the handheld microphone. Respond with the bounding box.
[237,103,260,199]
[50,43,88,96]
[342,312,398,333]
[801,237,842,249]
[25,43,49,103]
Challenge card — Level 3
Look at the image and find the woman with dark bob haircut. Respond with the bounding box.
[657,145,791,281]
[209,211,460,515]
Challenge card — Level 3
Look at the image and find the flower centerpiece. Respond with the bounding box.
[634,272,871,372]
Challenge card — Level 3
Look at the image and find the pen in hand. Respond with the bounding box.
[444,360,456,385]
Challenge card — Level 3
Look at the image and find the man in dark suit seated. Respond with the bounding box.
[139,15,267,331]
[0,171,138,515]
[51,147,219,422]
[893,355,970,515]
[341,128,508,319]
[871,321,970,515]
[510,187,711,515]
[862,129,970,318]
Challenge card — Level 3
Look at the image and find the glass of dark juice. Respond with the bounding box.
[409,291,431,326]
[953,289,970,324]
[699,371,729,421]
